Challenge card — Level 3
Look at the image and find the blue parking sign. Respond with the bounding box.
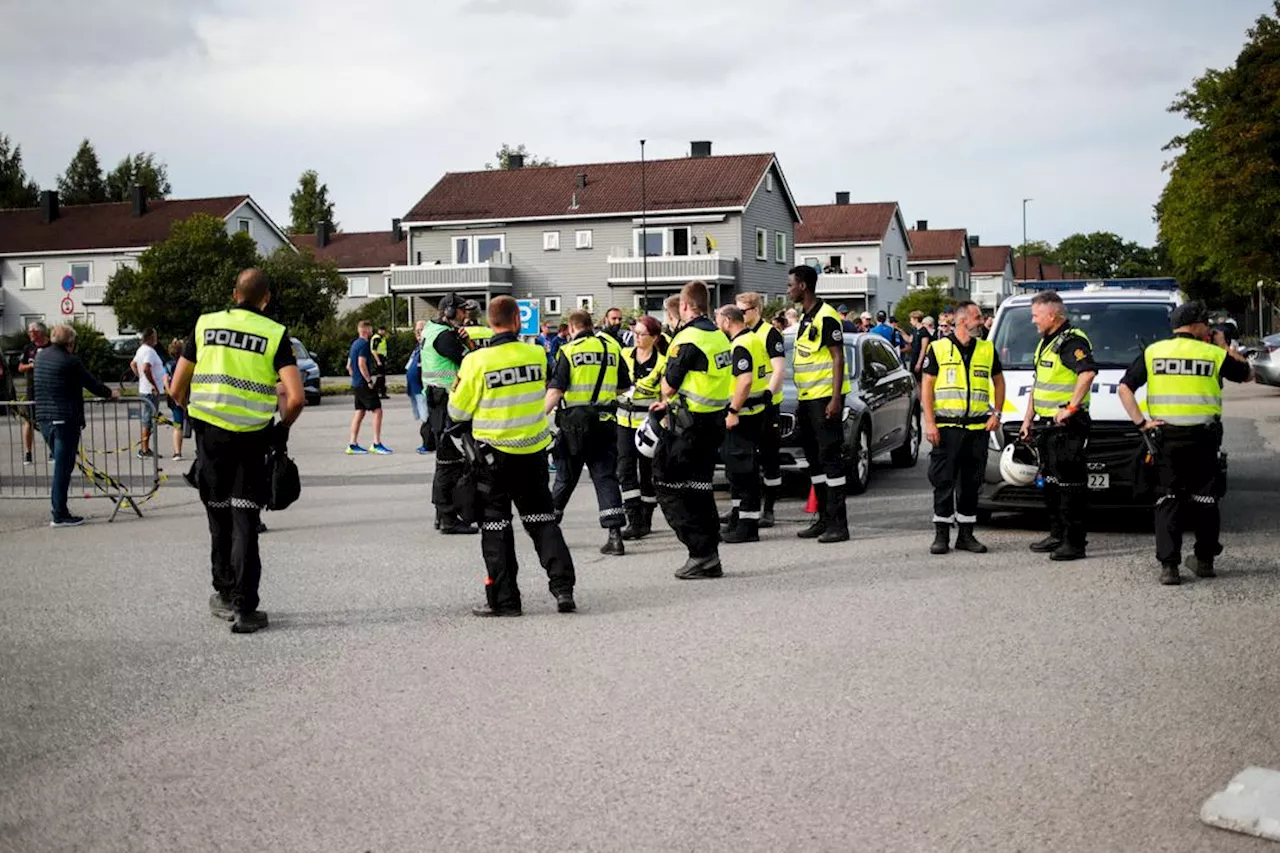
[517,299,539,336]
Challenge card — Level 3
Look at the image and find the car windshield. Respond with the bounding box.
[782,332,860,378]
[992,301,1173,370]
[291,339,309,361]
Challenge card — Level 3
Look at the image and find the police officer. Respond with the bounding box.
[715,304,772,544]
[660,293,681,355]
[422,294,475,534]
[786,265,851,543]
[1117,301,1253,585]
[652,280,733,579]
[545,310,631,556]
[460,303,493,350]
[446,296,577,616]
[616,315,666,540]
[921,300,1005,555]
[736,291,787,527]
[169,269,305,634]
[370,325,389,399]
[1017,290,1098,561]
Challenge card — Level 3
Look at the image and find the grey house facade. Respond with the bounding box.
[390,145,800,321]
[793,197,913,317]
[905,222,973,303]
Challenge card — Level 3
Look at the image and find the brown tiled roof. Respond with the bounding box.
[291,231,406,269]
[906,229,968,262]
[1041,263,1064,280]
[0,196,249,254]
[795,202,898,244]
[1015,255,1044,280]
[404,154,786,222]
[971,245,1013,274]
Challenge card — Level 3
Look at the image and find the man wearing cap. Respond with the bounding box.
[1118,301,1253,585]
[837,305,857,334]
[422,294,477,534]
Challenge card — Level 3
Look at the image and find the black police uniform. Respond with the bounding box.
[722,328,766,543]
[423,319,471,532]
[795,300,849,541]
[750,320,787,525]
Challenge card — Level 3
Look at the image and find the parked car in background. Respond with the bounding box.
[778,329,921,495]
[1248,333,1280,387]
[107,335,142,384]
[291,337,322,405]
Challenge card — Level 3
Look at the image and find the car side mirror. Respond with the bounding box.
[868,362,888,381]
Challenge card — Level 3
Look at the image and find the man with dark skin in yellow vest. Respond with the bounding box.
[170,269,305,634]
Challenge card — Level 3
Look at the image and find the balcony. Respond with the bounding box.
[606,253,737,285]
[388,256,515,295]
[79,283,107,305]
[815,272,877,297]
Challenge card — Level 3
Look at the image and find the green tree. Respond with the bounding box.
[259,246,348,341]
[105,153,172,202]
[105,213,259,338]
[56,139,107,205]
[1157,2,1280,299]
[1053,231,1163,278]
[894,281,949,325]
[1015,240,1056,262]
[288,169,337,234]
[485,142,556,169]
[68,320,117,384]
[0,133,40,208]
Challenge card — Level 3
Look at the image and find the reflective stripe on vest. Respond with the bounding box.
[559,333,622,415]
[793,302,851,401]
[617,346,667,430]
[1143,337,1225,425]
[189,309,285,433]
[446,340,551,454]
[732,329,772,417]
[669,323,733,413]
[1033,328,1092,416]
[420,321,460,389]
[751,321,783,405]
[929,337,995,429]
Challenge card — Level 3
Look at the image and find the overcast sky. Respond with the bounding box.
[1,0,1268,248]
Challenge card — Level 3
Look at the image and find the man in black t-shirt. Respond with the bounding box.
[17,321,51,465]
[908,311,932,379]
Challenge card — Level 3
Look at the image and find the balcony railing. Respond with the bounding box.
[80,283,107,305]
[606,253,736,285]
[388,258,515,293]
[815,272,877,297]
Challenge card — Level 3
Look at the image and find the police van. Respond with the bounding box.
[978,284,1226,517]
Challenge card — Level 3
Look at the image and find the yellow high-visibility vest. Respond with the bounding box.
[793,301,851,401]
[447,339,551,454]
[928,336,995,429]
[617,346,666,429]
[1033,327,1092,416]
[189,309,285,433]
[668,321,732,413]
[1143,336,1226,425]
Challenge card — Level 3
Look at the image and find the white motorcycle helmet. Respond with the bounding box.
[634,412,665,459]
[999,440,1040,487]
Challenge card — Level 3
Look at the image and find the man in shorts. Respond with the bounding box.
[347,320,392,454]
[17,321,51,465]
[131,328,166,459]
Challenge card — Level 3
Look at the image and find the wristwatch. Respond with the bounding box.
[727,407,739,415]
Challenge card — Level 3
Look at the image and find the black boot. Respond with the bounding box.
[620,504,645,540]
[954,523,987,554]
[439,513,478,535]
[818,488,849,543]
[930,522,951,555]
[722,518,759,544]
[720,507,739,537]
[1186,555,1216,578]
[798,485,827,539]
[637,503,656,538]
[760,490,776,529]
[1160,563,1181,585]
[601,528,625,556]
[1049,542,1087,561]
[1029,534,1063,553]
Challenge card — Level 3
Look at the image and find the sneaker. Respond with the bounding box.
[23,452,32,466]
[136,448,154,459]
[231,610,269,634]
[371,443,393,455]
[172,453,185,461]
[209,593,235,621]
[416,445,429,455]
[50,516,85,528]
[346,444,369,455]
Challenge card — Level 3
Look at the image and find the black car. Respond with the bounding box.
[778,330,921,494]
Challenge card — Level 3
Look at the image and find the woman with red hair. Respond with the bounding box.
[616,314,666,540]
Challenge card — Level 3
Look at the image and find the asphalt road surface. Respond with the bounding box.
[2,385,1278,852]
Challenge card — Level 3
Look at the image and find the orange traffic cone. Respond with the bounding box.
[804,485,818,514]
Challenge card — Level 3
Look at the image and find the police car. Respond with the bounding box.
[979,285,1227,516]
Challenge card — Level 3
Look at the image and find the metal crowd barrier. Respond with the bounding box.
[1,397,163,521]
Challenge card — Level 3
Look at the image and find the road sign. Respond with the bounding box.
[517,299,540,337]
[61,274,75,293]
[60,296,75,315]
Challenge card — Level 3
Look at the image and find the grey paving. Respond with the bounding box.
[1,386,1278,852]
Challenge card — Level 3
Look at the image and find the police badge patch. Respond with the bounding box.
[831,329,844,343]
[737,358,750,371]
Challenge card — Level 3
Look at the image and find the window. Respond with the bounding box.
[895,257,902,279]
[237,218,252,235]
[22,264,43,290]
[992,301,1173,370]
[634,293,667,314]
[20,314,46,330]
[476,236,504,262]
[755,228,767,260]
[543,231,560,251]
[453,236,470,264]
[114,259,136,274]
[766,172,774,192]
[575,230,593,250]
[803,256,821,269]
[632,227,690,257]
[453,234,506,264]
[775,232,786,263]
[70,262,91,285]
[544,296,562,314]
[346,276,369,298]
[576,295,594,313]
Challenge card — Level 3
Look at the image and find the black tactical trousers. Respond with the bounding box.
[1152,425,1222,566]
[724,414,763,522]
[477,449,575,612]
[1039,416,1090,548]
[617,425,656,509]
[759,401,783,498]
[553,419,625,529]
[796,397,847,524]
[655,413,724,559]
[196,425,270,613]
[928,426,989,524]
[427,386,465,515]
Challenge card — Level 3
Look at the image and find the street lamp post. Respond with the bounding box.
[1021,198,1032,281]
[640,139,649,318]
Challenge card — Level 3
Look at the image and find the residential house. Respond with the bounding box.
[0,189,290,336]
[391,142,801,321]
[968,240,1015,310]
[291,220,408,318]
[1015,255,1045,284]
[905,221,973,303]
[793,195,912,317]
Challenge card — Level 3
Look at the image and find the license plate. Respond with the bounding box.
[1087,473,1109,490]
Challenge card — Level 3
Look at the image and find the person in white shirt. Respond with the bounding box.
[131,328,167,459]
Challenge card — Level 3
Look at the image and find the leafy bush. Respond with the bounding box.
[893,283,949,326]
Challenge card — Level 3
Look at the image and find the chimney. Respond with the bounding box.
[315,220,330,248]
[835,191,850,205]
[131,184,147,217]
[40,190,59,223]
[391,217,403,243]
[508,153,524,169]
[576,172,587,189]
[690,140,712,158]
[916,220,928,231]
[968,235,979,247]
